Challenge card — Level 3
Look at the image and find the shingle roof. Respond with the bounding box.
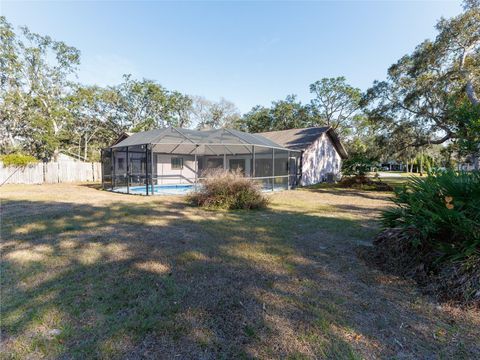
[259,127,348,159]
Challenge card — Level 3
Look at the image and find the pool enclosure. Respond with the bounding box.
[101,127,301,195]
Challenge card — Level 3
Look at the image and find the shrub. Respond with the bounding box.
[187,169,268,210]
[1,153,38,167]
[339,175,393,191]
[341,153,377,177]
[372,171,480,305]
[381,170,480,262]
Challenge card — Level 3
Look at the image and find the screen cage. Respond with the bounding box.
[102,128,301,195]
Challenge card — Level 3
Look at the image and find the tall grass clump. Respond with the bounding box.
[187,169,268,210]
[374,170,480,305]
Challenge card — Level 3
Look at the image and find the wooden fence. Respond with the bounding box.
[0,160,102,185]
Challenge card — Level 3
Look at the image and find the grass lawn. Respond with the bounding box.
[1,184,479,359]
[375,172,422,190]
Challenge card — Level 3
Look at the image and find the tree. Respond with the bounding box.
[341,153,377,177]
[97,75,194,137]
[66,86,110,161]
[192,96,241,129]
[0,17,23,152]
[168,91,193,128]
[237,105,272,133]
[449,97,480,169]
[309,77,362,137]
[0,16,80,159]
[269,95,312,130]
[112,75,172,132]
[239,95,313,133]
[363,2,480,149]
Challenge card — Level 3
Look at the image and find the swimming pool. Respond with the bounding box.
[111,183,288,196]
[114,184,195,195]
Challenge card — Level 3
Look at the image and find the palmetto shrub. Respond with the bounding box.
[187,169,268,210]
[382,170,480,262]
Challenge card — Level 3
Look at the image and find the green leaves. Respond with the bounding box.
[341,153,377,177]
[363,3,480,153]
[1,153,38,167]
[309,77,362,137]
[0,17,196,161]
[381,171,480,262]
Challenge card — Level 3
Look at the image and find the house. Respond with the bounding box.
[102,127,301,195]
[258,127,348,185]
[103,126,348,195]
[111,132,133,146]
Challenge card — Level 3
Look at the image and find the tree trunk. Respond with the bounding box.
[473,146,479,171]
[420,151,424,176]
[53,148,59,162]
[84,136,88,162]
[466,78,479,107]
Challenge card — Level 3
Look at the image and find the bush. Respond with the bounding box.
[371,171,480,305]
[382,170,480,262]
[339,175,393,191]
[341,153,377,177]
[1,153,38,167]
[186,169,268,210]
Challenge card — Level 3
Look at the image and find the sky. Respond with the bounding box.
[1,0,463,113]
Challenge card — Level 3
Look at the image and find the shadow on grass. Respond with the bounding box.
[300,186,393,202]
[1,197,478,359]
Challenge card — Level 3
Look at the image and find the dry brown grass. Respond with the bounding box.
[1,183,479,359]
[187,169,268,209]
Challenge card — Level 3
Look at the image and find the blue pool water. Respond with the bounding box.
[112,183,288,196]
[115,184,195,195]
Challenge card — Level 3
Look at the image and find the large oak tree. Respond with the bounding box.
[363,1,479,151]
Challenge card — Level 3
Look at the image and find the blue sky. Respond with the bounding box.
[1,1,462,113]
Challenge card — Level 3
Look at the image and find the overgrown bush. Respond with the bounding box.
[187,169,268,210]
[373,171,480,305]
[1,153,38,167]
[382,170,480,262]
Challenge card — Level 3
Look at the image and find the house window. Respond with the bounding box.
[171,157,183,170]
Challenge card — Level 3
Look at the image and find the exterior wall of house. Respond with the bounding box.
[300,133,342,186]
[153,152,287,183]
[155,154,197,184]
